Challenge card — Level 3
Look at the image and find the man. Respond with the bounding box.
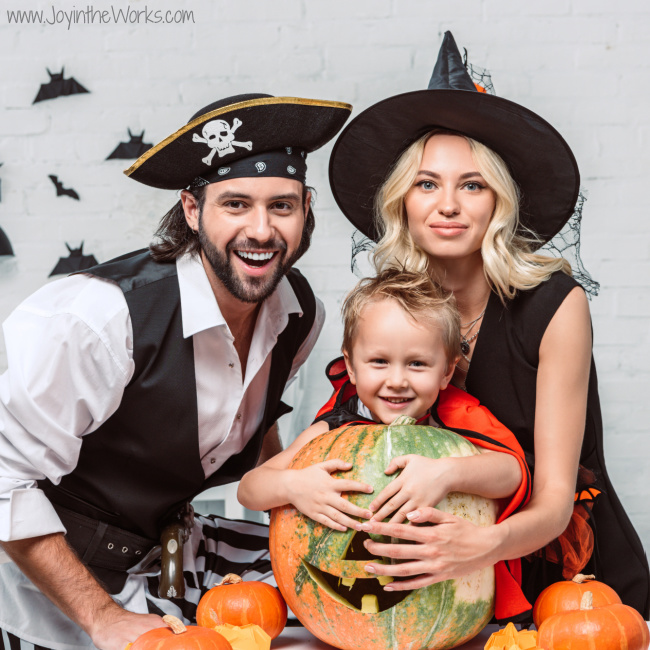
[0,93,351,650]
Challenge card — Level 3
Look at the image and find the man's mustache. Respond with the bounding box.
[227,239,288,253]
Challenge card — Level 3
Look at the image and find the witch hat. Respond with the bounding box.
[329,31,579,245]
[428,32,477,91]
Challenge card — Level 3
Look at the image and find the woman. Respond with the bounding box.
[328,32,650,618]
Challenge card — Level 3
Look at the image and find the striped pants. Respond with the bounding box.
[1,631,49,650]
[1,514,275,650]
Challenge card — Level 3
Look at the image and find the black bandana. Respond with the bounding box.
[191,147,307,187]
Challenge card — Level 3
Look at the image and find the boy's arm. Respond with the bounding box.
[434,449,522,498]
[238,421,373,531]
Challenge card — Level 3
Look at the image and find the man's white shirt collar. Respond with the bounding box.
[176,252,303,339]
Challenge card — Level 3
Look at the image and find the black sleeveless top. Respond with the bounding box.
[466,271,649,617]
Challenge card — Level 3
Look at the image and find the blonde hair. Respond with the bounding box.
[341,268,460,369]
[372,130,571,302]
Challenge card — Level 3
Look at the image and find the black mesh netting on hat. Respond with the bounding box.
[464,51,496,95]
[539,191,600,298]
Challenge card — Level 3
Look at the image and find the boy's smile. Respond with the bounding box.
[343,298,454,424]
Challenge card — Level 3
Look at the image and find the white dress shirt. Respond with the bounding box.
[0,252,324,648]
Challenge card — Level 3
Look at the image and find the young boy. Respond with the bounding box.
[238,268,532,621]
[238,268,528,532]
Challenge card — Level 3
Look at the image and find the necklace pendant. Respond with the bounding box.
[460,340,470,355]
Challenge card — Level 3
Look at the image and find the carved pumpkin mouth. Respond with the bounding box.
[303,530,412,613]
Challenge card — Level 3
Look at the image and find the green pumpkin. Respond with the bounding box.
[270,417,497,650]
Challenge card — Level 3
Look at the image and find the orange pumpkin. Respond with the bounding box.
[196,574,287,639]
[533,573,621,628]
[269,420,497,650]
[131,615,232,650]
[537,591,649,650]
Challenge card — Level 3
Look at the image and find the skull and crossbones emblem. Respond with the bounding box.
[192,118,252,165]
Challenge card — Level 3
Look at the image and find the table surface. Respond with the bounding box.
[273,622,650,649]
[272,625,499,649]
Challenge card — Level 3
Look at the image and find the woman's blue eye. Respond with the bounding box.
[418,180,435,190]
[465,181,484,191]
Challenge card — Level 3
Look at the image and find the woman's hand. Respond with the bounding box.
[359,507,501,590]
[369,455,452,523]
[287,461,373,532]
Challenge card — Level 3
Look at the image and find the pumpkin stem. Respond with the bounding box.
[580,591,594,611]
[572,573,596,584]
[218,573,243,586]
[162,615,186,634]
[390,415,416,426]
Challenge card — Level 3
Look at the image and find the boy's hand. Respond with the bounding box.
[287,460,374,532]
[369,455,452,523]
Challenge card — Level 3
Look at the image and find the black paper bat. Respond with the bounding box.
[0,225,13,256]
[49,242,98,276]
[49,175,80,200]
[33,67,89,103]
[106,129,154,160]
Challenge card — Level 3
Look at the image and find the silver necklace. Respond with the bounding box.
[459,308,486,357]
[460,311,485,330]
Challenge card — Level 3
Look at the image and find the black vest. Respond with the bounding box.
[40,250,316,544]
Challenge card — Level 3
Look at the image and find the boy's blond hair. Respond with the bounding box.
[342,268,461,369]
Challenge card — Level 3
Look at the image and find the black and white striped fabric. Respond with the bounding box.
[0,630,48,650]
[1,630,50,650]
[142,513,274,623]
[1,514,275,650]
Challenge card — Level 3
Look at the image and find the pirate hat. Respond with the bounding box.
[125,93,352,190]
[329,32,579,245]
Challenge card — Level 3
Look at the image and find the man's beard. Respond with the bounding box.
[198,217,303,304]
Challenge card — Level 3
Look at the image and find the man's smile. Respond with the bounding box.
[234,250,278,267]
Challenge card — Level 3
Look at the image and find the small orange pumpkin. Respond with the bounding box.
[131,615,233,650]
[196,574,287,640]
[533,573,621,628]
[537,591,649,650]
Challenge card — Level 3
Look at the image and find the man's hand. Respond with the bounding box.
[1,533,166,650]
[89,605,166,650]
[286,461,374,531]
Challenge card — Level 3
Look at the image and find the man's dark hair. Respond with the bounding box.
[149,185,316,263]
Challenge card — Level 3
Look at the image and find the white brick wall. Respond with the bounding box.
[0,1,648,549]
